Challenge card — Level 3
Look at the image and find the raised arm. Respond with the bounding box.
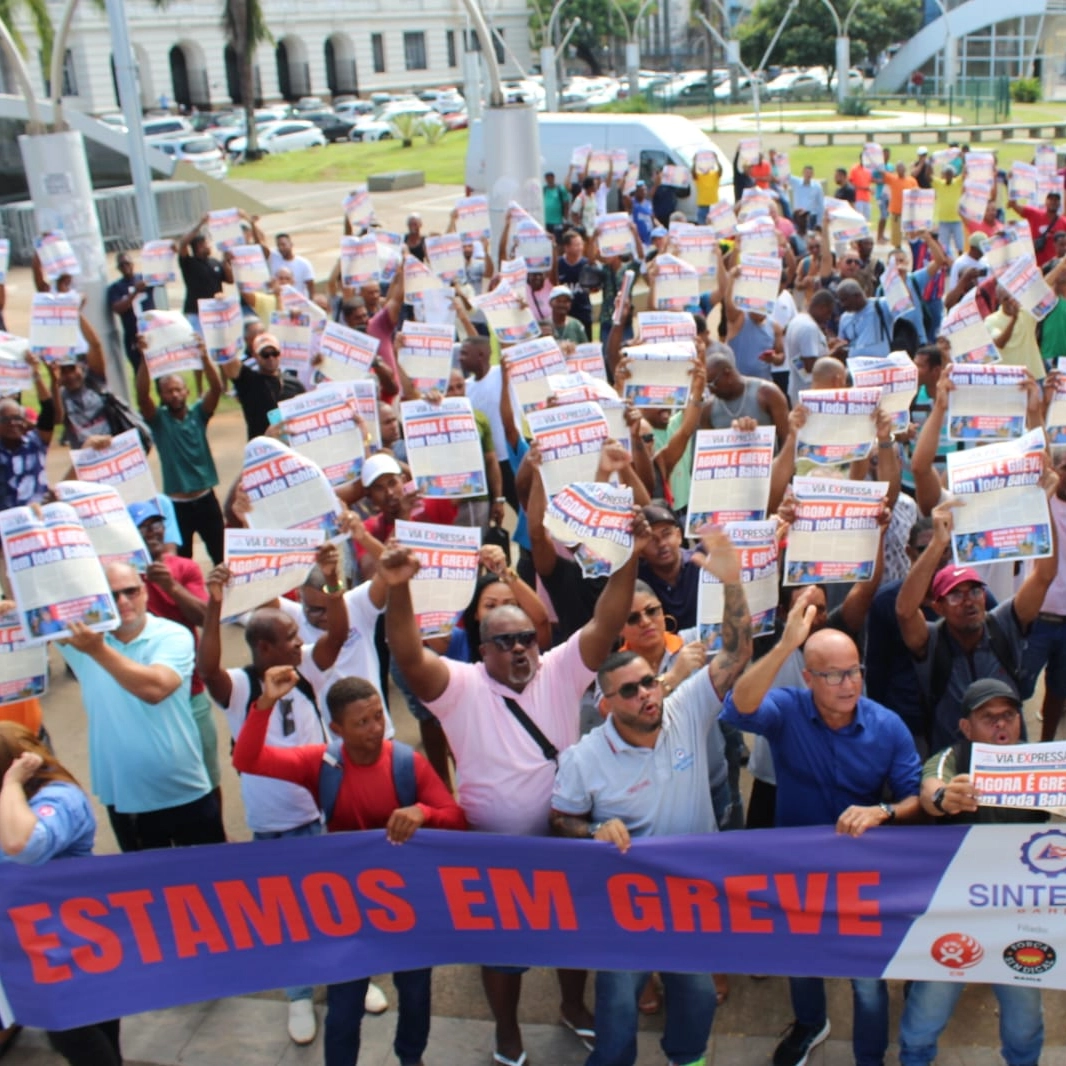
[698,527,753,695]
[523,444,561,579]
[135,344,157,422]
[910,376,950,516]
[200,343,224,418]
[308,543,350,671]
[177,214,210,257]
[1012,461,1060,627]
[896,500,957,658]
[199,564,235,707]
[80,316,107,379]
[481,545,552,651]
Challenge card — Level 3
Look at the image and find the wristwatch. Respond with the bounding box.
[932,786,948,814]
[588,821,604,838]
[879,802,897,824]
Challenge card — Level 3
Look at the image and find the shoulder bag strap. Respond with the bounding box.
[501,696,559,766]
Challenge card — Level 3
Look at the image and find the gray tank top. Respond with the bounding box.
[729,314,775,380]
[705,377,766,429]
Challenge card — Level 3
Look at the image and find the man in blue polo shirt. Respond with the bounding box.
[720,589,921,1066]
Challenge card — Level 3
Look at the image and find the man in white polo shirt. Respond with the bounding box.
[549,528,752,1066]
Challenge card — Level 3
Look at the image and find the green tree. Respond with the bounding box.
[0,0,53,71]
[221,0,272,160]
[529,0,652,76]
[738,0,921,79]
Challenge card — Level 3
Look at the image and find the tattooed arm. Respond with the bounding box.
[709,575,753,697]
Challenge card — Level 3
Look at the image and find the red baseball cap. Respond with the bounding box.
[931,566,984,600]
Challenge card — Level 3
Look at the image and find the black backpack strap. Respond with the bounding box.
[873,298,892,342]
[985,613,1023,693]
[242,665,261,718]
[501,696,559,766]
[241,665,327,741]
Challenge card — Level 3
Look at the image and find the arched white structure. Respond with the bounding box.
[275,34,311,100]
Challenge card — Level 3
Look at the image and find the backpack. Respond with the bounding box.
[236,665,326,753]
[319,738,417,823]
[873,299,920,357]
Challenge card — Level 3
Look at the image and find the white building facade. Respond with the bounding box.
[1,0,532,113]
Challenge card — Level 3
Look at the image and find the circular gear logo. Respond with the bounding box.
[1003,941,1057,975]
[1019,830,1066,878]
[930,932,985,970]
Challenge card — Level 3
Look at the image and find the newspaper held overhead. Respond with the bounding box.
[54,481,152,571]
[400,398,487,499]
[848,354,918,432]
[454,195,491,242]
[998,257,1058,321]
[697,521,779,646]
[197,296,243,365]
[269,310,314,378]
[220,529,325,622]
[0,343,33,397]
[796,387,881,466]
[505,336,569,412]
[0,610,48,705]
[596,214,636,259]
[1045,358,1066,444]
[473,281,541,346]
[207,208,245,252]
[340,235,379,288]
[139,240,178,286]
[947,364,1028,441]
[621,342,696,408]
[526,401,611,499]
[861,143,885,171]
[0,502,118,642]
[395,521,481,638]
[240,437,343,538]
[783,477,888,586]
[397,322,455,394]
[667,224,719,285]
[651,255,700,311]
[637,311,697,344]
[567,342,607,381]
[343,186,374,229]
[34,233,80,280]
[703,200,737,240]
[316,321,379,382]
[880,258,915,317]
[543,482,634,579]
[71,430,157,506]
[138,310,202,380]
[940,290,1000,365]
[425,234,465,283]
[276,386,368,489]
[901,188,935,236]
[946,428,1052,567]
[29,293,81,363]
[969,741,1066,809]
[686,427,775,537]
[733,254,782,317]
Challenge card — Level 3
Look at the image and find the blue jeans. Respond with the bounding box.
[696,205,710,224]
[1020,616,1066,699]
[789,976,887,1066]
[937,221,965,258]
[325,968,431,1066]
[899,981,1043,1066]
[254,819,323,1002]
[587,970,715,1066]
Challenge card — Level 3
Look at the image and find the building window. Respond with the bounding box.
[492,29,505,64]
[42,48,78,96]
[404,32,427,71]
[371,33,386,73]
[446,29,457,68]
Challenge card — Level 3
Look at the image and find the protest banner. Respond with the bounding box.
[377,232,403,283]
[596,214,636,259]
[1046,358,1066,443]
[512,220,554,273]
[546,371,615,409]
[946,428,1052,566]
[425,234,465,283]
[783,477,887,585]
[668,224,718,285]
[343,186,374,229]
[8,822,1064,1034]
[397,322,455,394]
[733,254,782,317]
[880,259,914,317]
[230,244,271,292]
[0,610,47,705]
[526,401,610,498]
[693,148,719,175]
[620,342,696,408]
[71,430,156,506]
[34,233,80,280]
[686,427,774,536]
[394,520,481,637]
[197,295,243,365]
[737,188,774,223]
[340,235,379,287]
[609,148,629,180]
[621,163,640,197]
[28,292,81,362]
[139,240,177,285]
[986,222,1036,273]
[0,344,33,397]
[240,437,342,538]
[504,336,568,412]
[0,502,118,641]
[220,529,325,622]
[138,310,201,380]
[964,151,995,182]
[587,150,612,180]
[969,741,1066,808]
[54,481,152,571]
[269,310,313,377]
[207,208,245,252]
[401,398,487,499]
[1036,142,1057,174]
[316,321,378,382]
[796,387,881,466]
[651,255,699,311]
[737,216,779,257]
[772,151,790,181]
[861,142,884,170]
[931,147,960,173]
[497,258,527,291]
[567,342,607,381]
[999,256,1058,321]
[570,144,592,171]
[902,188,935,236]
[660,164,691,189]
[959,179,993,224]
[543,482,634,579]
[703,200,737,239]
[940,290,999,365]
[473,282,541,346]
[276,386,367,489]
[403,256,444,300]
[848,354,918,432]
[737,137,761,168]
[827,205,871,249]
[0,238,8,284]
[1009,161,1040,208]
[947,364,1028,441]
[697,520,778,645]
[454,195,491,242]
[637,311,697,344]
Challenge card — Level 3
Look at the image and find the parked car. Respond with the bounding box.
[301,110,357,142]
[335,99,375,119]
[228,120,326,156]
[293,96,327,112]
[141,115,193,138]
[713,74,765,101]
[147,134,228,179]
[206,107,292,149]
[350,101,435,142]
[440,108,468,131]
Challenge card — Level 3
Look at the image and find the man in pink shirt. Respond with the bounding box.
[382,508,652,1066]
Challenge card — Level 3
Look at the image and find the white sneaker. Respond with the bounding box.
[287,998,317,1045]
[364,981,388,1015]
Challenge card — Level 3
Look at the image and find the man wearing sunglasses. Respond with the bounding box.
[383,506,652,1066]
[721,589,922,1066]
[549,527,753,1066]
[222,331,305,440]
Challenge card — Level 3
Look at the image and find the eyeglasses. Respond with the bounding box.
[604,674,660,700]
[809,665,865,686]
[973,707,1020,727]
[111,585,143,601]
[0,414,27,425]
[257,350,280,359]
[943,585,984,606]
[626,604,664,627]
[487,630,537,652]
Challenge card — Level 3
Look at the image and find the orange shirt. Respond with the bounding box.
[849,164,873,203]
[882,172,918,215]
[0,698,43,734]
[749,160,772,189]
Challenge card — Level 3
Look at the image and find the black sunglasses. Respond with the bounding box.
[604,674,660,700]
[486,630,537,652]
[626,604,663,627]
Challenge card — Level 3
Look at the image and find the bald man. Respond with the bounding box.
[720,590,921,1066]
[809,355,848,390]
[58,562,223,851]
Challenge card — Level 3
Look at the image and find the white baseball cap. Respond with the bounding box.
[361,453,403,488]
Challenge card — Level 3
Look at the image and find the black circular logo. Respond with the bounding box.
[1003,940,1057,975]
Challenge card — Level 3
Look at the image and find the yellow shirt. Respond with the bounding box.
[933,177,963,224]
[695,170,721,207]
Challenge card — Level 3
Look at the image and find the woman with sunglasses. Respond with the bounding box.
[0,722,123,1065]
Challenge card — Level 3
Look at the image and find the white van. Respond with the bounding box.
[465,112,733,220]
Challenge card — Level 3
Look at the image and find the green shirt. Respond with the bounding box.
[148,399,219,495]
[1040,298,1066,364]
[543,184,570,228]
[553,317,588,345]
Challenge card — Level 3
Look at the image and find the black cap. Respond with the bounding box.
[961,678,1020,716]
[642,502,680,528]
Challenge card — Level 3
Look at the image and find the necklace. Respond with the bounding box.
[715,389,748,420]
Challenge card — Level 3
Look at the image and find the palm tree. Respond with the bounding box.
[222,0,272,161]
[0,0,52,129]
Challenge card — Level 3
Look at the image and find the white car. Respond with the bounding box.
[228,120,326,156]
[141,115,193,139]
[350,102,435,142]
[148,134,228,179]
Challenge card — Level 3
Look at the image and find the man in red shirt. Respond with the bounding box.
[234,669,466,1066]
[849,154,873,222]
[1008,190,1066,267]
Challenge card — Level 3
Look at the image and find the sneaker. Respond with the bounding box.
[772,1019,830,1066]
[287,998,317,1045]
[364,980,388,1015]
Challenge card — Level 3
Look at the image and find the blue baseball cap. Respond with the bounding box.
[128,500,164,527]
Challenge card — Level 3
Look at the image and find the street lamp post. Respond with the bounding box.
[606,0,656,100]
